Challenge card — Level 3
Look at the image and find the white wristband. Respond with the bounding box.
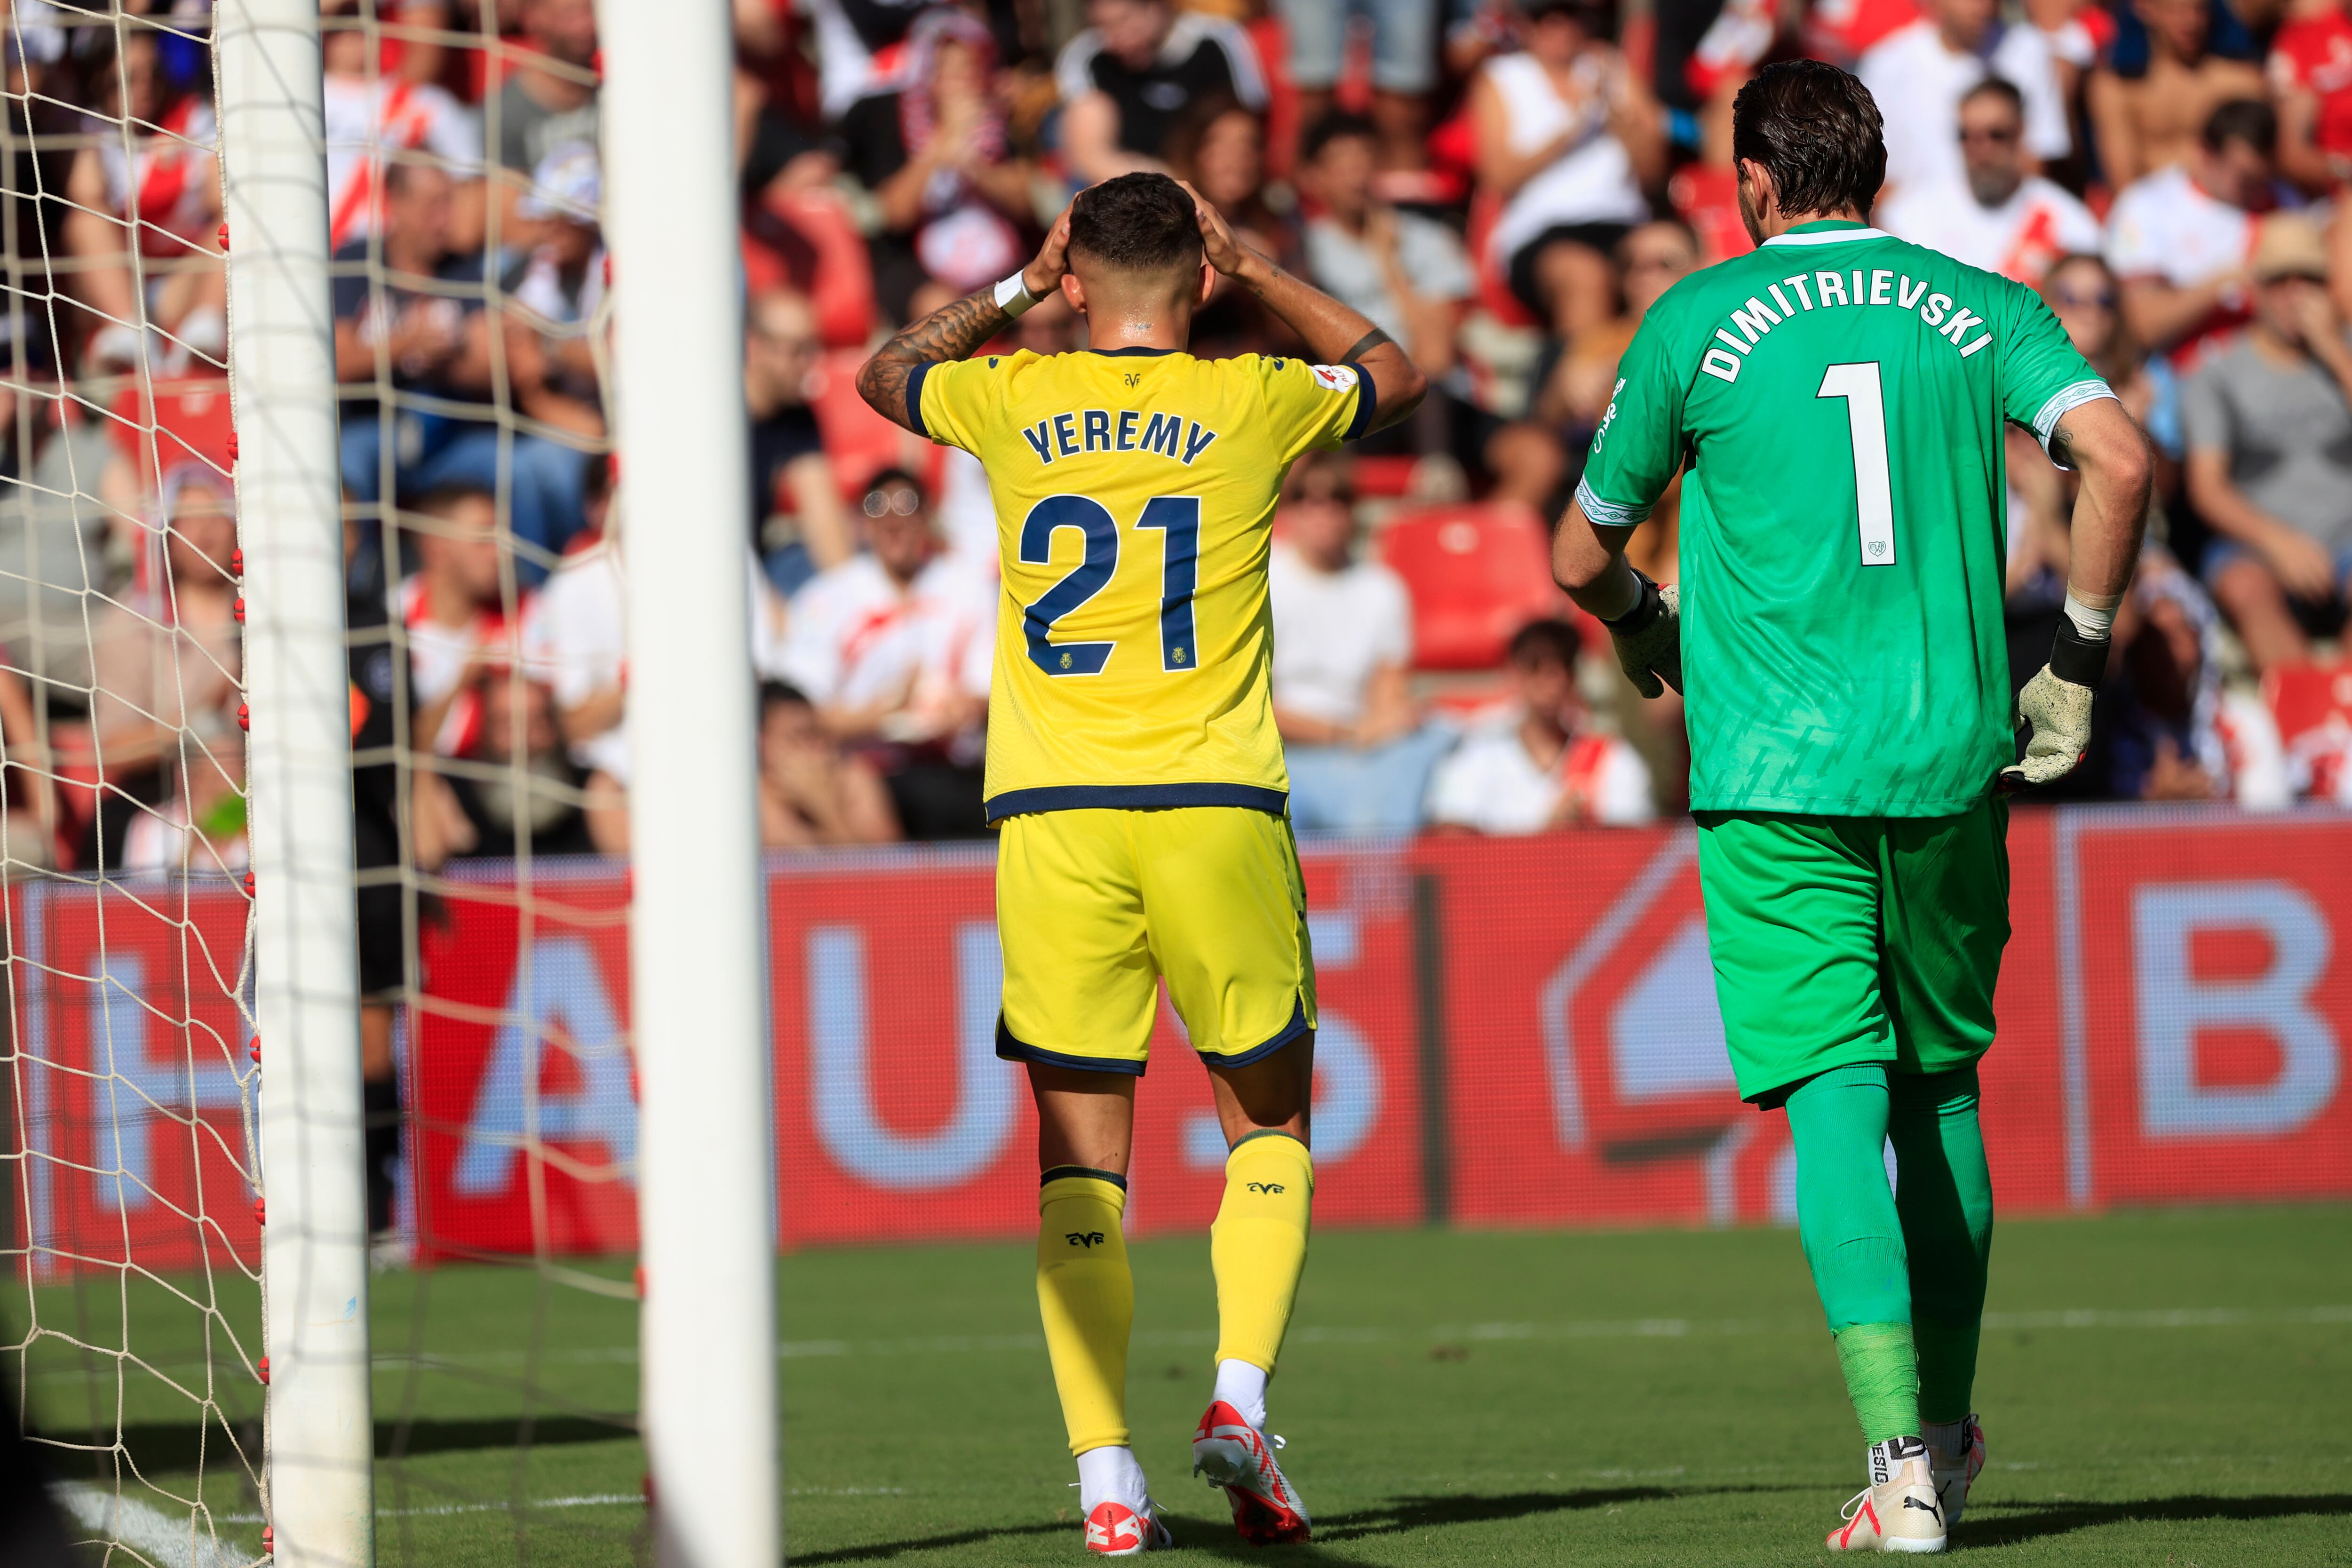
[993,271,1038,317]
[2062,589,2118,641]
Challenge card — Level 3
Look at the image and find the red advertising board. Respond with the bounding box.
[11,880,257,1279]
[14,807,2352,1275]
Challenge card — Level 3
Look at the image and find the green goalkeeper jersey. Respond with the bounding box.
[1578,220,2113,816]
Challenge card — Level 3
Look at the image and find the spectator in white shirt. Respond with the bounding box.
[1859,0,2071,202]
[520,467,794,856]
[320,0,484,254]
[2106,97,2280,365]
[779,469,994,839]
[398,485,522,760]
[1426,619,1653,833]
[1269,456,1457,832]
[1879,78,2102,286]
[1298,112,1475,429]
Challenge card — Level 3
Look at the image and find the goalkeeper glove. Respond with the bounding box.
[1601,571,1683,698]
[1998,618,2107,790]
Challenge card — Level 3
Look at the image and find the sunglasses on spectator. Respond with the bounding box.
[863,488,923,518]
[2050,289,2116,309]
[1957,126,2020,144]
[1626,253,1691,274]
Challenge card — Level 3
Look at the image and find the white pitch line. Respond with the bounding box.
[358,1303,2351,1372]
[51,1482,247,1568]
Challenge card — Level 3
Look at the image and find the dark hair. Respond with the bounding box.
[1732,60,1886,221]
[862,466,927,506]
[1508,618,1584,671]
[759,679,813,717]
[2202,97,2277,155]
[1959,76,2024,119]
[1522,0,1617,35]
[1301,110,1379,165]
[1068,172,1205,274]
[413,483,496,518]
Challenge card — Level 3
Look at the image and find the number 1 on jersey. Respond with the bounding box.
[1019,493,1202,676]
[1818,362,1897,568]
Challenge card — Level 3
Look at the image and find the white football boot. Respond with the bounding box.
[1081,1499,1172,1556]
[1077,1446,1172,1556]
[1192,1399,1311,1544]
[1827,1435,1948,1553]
[1928,1415,1986,1528]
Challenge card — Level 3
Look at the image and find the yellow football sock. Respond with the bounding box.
[1037,1169,1133,1456]
[1211,1131,1314,1374]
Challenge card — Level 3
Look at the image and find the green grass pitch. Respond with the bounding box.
[17,1203,2349,1564]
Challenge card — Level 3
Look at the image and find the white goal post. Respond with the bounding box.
[597,1,782,1566]
[215,0,374,1565]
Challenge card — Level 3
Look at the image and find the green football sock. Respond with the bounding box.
[1834,1322,1923,1447]
[1890,1065,1994,1425]
[1785,1063,1920,1443]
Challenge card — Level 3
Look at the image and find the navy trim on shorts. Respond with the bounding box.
[904,360,933,439]
[1341,362,1376,441]
[1041,1164,1128,1190]
[996,1015,1148,1076]
[985,783,1289,822]
[1200,998,1314,1072]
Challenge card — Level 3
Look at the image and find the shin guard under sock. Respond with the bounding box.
[1786,1065,1919,1443]
[1210,1132,1313,1380]
[1835,1322,1923,1445]
[1890,1065,1994,1425]
[1037,1169,1134,1456]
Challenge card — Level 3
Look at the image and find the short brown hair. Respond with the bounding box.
[1068,173,1204,274]
[1732,60,1886,221]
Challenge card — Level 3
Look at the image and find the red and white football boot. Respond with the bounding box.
[1082,1497,1171,1556]
[1827,1437,1947,1554]
[1930,1415,1986,1528]
[1192,1399,1311,1544]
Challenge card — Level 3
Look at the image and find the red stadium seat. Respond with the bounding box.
[808,347,926,499]
[110,374,235,485]
[2264,660,2352,802]
[1376,503,1567,670]
[1351,454,1420,499]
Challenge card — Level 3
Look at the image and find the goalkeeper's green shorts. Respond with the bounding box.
[1694,797,2010,1104]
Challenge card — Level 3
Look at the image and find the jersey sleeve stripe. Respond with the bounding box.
[1342,361,1376,441]
[905,359,933,440]
[1575,475,1653,529]
[2029,377,2116,464]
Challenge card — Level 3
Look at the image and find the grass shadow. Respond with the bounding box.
[789,1520,1066,1563]
[40,1412,637,1475]
[1958,1492,2352,1549]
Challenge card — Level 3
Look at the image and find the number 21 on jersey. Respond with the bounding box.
[1818,362,1896,568]
[1019,493,1201,676]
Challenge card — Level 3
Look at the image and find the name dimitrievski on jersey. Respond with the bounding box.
[1699,266,1999,383]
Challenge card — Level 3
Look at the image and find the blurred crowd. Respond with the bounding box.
[5,0,2352,876]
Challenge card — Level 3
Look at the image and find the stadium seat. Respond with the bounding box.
[109,375,235,485]
[1351,454,1420,499]
[1376,503,1567,670]
[809,347,926,498]
[2263,660,2352,803]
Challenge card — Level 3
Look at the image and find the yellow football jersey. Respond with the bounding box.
[912,347,1371,819]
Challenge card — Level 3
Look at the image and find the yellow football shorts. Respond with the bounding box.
[994,806,1317,1075]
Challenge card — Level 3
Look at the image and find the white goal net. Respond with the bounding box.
[2,2,663,1563]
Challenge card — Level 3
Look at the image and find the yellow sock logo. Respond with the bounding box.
[1065,1230,1108,1248]
[1245,1181,1286,1194]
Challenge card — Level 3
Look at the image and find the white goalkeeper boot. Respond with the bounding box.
[1827,1436,1947,1553]
[1192,1399,1311,1544]
[1927,1415,1986,1529]
[1077,1445,1171,1556]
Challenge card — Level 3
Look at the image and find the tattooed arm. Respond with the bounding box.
[1181,182,1428,434]
[858,207,1073,434]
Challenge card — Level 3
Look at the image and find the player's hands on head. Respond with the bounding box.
[1022,205,1074,300]
[1604,574,1683,699]
[1176,180,1251,279]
